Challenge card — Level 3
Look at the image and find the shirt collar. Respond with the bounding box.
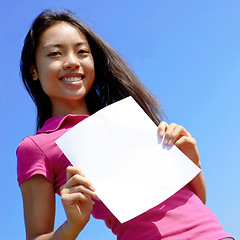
[37,114,89,134]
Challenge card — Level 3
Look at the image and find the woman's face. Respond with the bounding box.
[32,21,95,115]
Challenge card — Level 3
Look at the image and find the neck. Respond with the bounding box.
[51,99,90,117]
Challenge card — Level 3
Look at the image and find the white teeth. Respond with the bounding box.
[62,77,83,82]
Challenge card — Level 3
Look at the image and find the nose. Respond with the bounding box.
[63,53,80,70]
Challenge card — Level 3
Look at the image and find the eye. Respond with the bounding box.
[78,49,89,54]
[48,51,61,56]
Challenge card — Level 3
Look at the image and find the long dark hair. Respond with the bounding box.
[21,9,162,131]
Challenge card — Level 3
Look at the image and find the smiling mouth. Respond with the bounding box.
[60,76,84,82]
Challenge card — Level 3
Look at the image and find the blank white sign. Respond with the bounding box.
[56,97,200,223]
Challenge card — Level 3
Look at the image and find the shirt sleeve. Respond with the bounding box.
[17,136,54,186]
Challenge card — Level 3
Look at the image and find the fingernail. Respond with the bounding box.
[168,139,173,145]
[164,138,168,145]
[159,130,164,137]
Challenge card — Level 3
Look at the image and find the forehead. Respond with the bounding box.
[39,22,87,46]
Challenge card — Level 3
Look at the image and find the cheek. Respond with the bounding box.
[38,61,60,79]
[86,58,95,79]
[37,64,59,92]
[89,64,95,80]
[89,66,95,87]
[83,59,95,93]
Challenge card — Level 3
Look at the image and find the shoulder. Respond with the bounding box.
[17,135,46,158]
[17,131,58,158]
[17,135,55,186]
[17,136,39,155]
[16,135,47,168]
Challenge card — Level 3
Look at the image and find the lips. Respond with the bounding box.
[59,73,84,83]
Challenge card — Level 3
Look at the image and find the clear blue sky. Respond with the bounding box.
[0,1,239,239]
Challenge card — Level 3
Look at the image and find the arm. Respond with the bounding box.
[158,122,207,204]
[20,175,57,240]
[20,168,97,240]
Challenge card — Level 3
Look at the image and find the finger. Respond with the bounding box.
[94,194,101,201]
[164,123,177,145]
[175,136,197,150]
[66,166,85,181]
[63,185,98,200]
[169,125,191,145]
[65,173,94,191]
[175,136,200,167]
[158,121,169,137]
[164,124,191,146]
[61,191,95,206]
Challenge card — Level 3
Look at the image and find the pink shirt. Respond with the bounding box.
[17,114,233,240]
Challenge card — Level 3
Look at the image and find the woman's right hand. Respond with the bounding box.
[60,166,98,234]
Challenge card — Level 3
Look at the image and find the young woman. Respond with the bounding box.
[17,9,234,240]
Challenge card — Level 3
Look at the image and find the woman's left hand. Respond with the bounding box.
[158,121,206,204]
[158,121,201,168]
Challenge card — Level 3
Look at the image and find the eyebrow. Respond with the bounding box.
[42,42,89,49]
